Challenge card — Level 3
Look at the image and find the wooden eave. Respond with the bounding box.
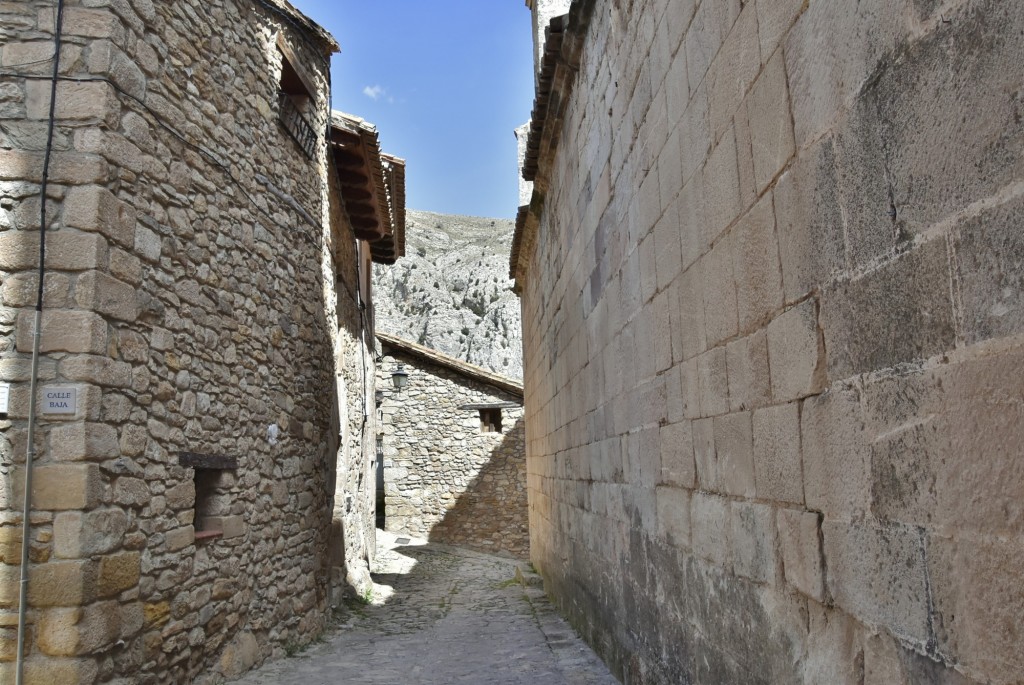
[377,332,524,398]
[510,0,598,292]
[372,155,407,265]
[330,112,395,246]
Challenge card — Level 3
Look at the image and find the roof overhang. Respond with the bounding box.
[329,113,406,264]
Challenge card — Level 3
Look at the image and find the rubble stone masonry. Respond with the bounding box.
[516,0,1024,683]
[377,339,528,558]
[0,1,377,683]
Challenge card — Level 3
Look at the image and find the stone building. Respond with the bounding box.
[0,1,405,683]
[514,1,1024,684]
[376,332,528,558]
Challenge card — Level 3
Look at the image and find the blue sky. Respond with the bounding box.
[291,1,535,219]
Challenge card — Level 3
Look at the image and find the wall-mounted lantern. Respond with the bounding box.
[391,364,409,391]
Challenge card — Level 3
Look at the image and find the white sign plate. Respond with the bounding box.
[42,387,77,415]
[0,383,9,414]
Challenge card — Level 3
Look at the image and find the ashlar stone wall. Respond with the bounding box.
[0,1,378,683]
[377,340,528,558]
[517,0,1024,683]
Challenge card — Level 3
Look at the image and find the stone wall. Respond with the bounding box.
[516,1,1024,684]
[377,340,528,558]
[0,1,377,683]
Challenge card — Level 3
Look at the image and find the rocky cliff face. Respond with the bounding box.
[372,210,523,379]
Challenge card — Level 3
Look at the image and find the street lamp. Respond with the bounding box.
[390,364,409,391]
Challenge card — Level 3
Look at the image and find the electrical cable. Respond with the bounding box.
[15,2,64,682]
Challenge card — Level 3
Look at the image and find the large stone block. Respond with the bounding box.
[16,309,107,355]
[802,388,871,517]
[752,402,803,504]
[746,50,795,194]
[53,508,127,559]
[870,0,1024,235]
[774,134,846,302]
[767,298,824,401]
[692,417,718,493]
[802,604,867,685]
[822,518,930,643]
[655,485,691,549]
[97,551,140,597]
[701,231,739,346]
[777,508,823,601]
[951,195,1024,346]
[863,346,1024,535]
[696,346,729,417]
[691,492,730,569]
[726,330,771,412]
[74,270,138,321]
[659,420,695,487]
[702,126,742,246]
[39,7,126,41]
[58,355,131,388]
[732,193,783,333]
[730,501,776,584]
[48,422,119,462]
[11,463,102,511]
[755,0,805,60]
[706,4,761,142]
[63,185,135,248]
[37,600,122,656]
[784,0,910,147]
[928,535,1024,685]
[0,231,104,272]
[713,411,755,498]
[25,80,116,122]
[27,559,96,607]
[671,264,707,362]
[821,238,955,379]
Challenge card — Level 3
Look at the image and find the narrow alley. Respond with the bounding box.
[229,531,618,685]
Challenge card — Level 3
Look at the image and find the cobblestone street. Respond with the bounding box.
[229,531,619,685]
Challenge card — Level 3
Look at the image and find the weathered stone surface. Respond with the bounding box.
[74,270,138,321]
[97,551,140,597]
[27,560,95,607]
[732,193,783,333]
[730,501,776,584]
[802,388,871,516]
[951,195,1024,346]
[822,238,955,380]
[823,519,930,643]
[16,309,107,355]
[655,485,691,549]
[54,509,128,559]
[11,464,102,511]
[48,422,119,462]
[773,135,845,302]
[752,402,802,504]
[691,492,730,568]
[777,508,823,601]
[714,411,755,498]
[928,535,1024,684]
[767,298,824,401]
[746,50,795,194]
[726,331,771,412]
[63,185,135,247]
[659,420,695,487]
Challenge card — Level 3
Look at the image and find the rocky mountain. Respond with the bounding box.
[372,209,523,379]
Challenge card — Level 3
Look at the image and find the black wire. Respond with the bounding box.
[35,0,65,312]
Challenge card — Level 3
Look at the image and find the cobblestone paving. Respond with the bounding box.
[230,530,620,685]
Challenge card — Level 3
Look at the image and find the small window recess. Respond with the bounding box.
[479,408,503,434]
[180,452,239,543]
[276,33,317,160]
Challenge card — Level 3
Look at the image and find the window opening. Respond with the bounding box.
[479,408,503,434]
[277,34,317,159]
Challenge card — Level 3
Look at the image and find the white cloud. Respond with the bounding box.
[362,84,385,101]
